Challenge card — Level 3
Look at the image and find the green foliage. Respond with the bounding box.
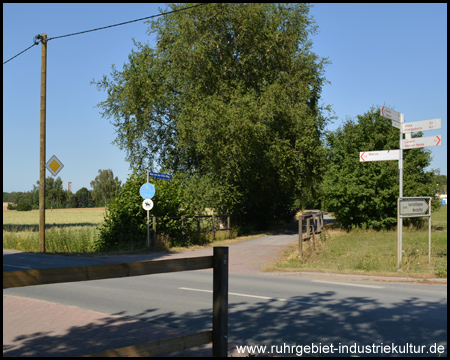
[90,169,122,209]
[7,203,16,210]
[322,106,438,230]
[92,3,332,228]
[94,169,185,251]
[16,199,32,211]
[35,176,67,209]
[73,187,91,208]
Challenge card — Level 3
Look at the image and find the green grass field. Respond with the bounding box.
[3,208,106,253]
[265,206,447,279]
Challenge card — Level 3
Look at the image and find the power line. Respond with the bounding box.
[3,43,38,65]
[47,3,207,41]
[3,3,207,65]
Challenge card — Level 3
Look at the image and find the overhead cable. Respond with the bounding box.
[47,3,207,41]
[3,3,207,65]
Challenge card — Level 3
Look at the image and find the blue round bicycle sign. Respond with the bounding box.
[140,183,155,199]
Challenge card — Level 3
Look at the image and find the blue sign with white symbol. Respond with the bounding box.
[148,172,172,181]
[140,183,155,199]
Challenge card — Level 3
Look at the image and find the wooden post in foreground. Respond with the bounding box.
[152,216,156,247]
[213,246,228,357]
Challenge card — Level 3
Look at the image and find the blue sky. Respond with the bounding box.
[3,3,447,194]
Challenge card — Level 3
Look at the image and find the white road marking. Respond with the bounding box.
[179,287,315,305]
[312,280,383,289]
[3,264,32,269]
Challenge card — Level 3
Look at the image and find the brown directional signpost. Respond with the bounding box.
[360,106,443,267]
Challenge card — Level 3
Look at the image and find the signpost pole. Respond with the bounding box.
[377,106,441,269]
[428,198,432,264]
[147,171,150,248]
[398,112,404,268]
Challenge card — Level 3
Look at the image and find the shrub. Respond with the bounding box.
[7,203,16,210]
[94,169,186,251]
[16,200,32,211]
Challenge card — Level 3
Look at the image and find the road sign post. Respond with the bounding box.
[402,135,441,149]
[380,106,401,123]
[359,150,400,162]
[148,172,172,181]
[403,118,442,133]
[377,107,444,267]
[142,199,154,211]
[398,197,432,265]
[141,176,156,248]
[399,198,430,216]
[45,155,64,176]
[399,112,404,268]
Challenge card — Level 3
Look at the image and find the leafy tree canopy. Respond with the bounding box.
[321,106,438,230]
[93,3,332,227]
[90,169,122,209]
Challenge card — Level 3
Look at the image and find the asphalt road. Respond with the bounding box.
[3,229,447,357]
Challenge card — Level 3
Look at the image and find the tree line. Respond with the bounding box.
[4,169,121,211]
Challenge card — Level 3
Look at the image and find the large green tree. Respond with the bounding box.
[321,106,438,230]
[93,3,331,227]
[90,169,122,209]
[73,187,93,208]
[36,176,66,210]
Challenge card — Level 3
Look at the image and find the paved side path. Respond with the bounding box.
[3,232,296,357]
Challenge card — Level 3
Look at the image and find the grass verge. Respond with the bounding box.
[265,206,447,279]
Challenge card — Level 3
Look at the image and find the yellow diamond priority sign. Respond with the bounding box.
[45,155,64,176]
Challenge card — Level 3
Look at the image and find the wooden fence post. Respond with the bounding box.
[298,215,303,258]
[181,216,185,243]
[197,216,201,241]
[227,215,230,238]
[312,213,316,250]
[212,215,216,239]
[152,216,156,248]
[213,247,228,357]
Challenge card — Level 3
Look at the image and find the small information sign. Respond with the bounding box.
[140,183,155,199]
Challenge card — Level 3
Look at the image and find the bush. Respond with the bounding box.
[16,200,32,211]
[94,169,186,251]
[7,203,16,210]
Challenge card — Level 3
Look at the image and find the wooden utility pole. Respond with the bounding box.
[39,34,47,253]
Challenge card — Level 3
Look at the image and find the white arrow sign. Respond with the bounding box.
[360,149,400,162]
[399,198,429,216]
[403,118,442,133]
[402,135,441,149]
[380,106,401,123]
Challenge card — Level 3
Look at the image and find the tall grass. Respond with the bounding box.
[3,208,105,254]
[3,227,99,253]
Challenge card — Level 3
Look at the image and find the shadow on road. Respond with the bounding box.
[3,291,447,357]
